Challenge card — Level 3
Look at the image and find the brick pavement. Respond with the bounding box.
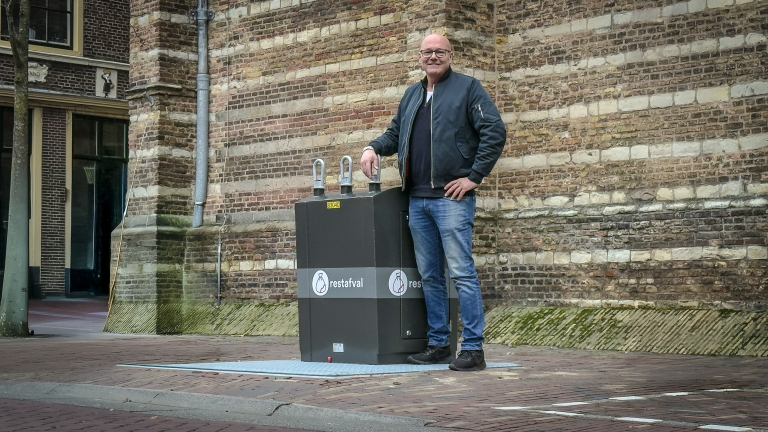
[2,299,767,431]
[0,398,315,432]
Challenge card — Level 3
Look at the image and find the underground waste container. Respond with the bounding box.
[295,157,458,364]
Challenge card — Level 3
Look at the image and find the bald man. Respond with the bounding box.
[361,34,507,371]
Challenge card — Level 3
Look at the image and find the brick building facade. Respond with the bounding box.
[108,0,767,344]
[0,0,129,297]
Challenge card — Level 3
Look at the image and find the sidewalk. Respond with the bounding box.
[2,298,767,431]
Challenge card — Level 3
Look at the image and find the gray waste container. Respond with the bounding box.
[295,157,458,364]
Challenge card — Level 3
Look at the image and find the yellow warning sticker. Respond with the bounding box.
[327,201,341,209]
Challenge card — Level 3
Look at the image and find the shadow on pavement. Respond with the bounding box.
[28,297,109,337]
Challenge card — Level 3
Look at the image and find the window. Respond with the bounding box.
[1,0,73,49]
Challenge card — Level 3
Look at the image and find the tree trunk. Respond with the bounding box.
[0,0,31,337]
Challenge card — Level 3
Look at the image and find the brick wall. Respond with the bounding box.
[40,108,67,295]
[0,59,128,100]
[120,0,767,313]
[83,0,130,62]
[485,0,767,309]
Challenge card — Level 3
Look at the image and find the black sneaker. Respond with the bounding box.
[407,345,452,365]
[449,350,486,371]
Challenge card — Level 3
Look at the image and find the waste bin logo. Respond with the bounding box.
[312,270,330,296]
[388,270,408,297]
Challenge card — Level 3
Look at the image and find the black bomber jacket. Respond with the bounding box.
[370,68,507,189]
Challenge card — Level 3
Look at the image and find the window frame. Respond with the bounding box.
[0,0,83,56]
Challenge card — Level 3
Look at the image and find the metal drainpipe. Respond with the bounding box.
[192,0,213,228]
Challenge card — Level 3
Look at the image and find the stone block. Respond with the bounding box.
[536,251,554,265]
[544,23,571,37]
[571,251,592,263]
[650,93,673,108]
[496,157,523,171]
[739,133,768,151]
[554,252,571,264]
[660,45,680,58]
[573,150,600,164]
[746,33,768,47]
[631,250,652,262]
[632,8,660,22]
[608,249,630,262]
[618,96,649,111]
[574,193,590,206]
[703,139,738,154]
[746,183,768,195]
[696,184,721,198]
[603,205,636,215]
[702,247,720,259]
[662,2,688,16]
[571,19,588,32]
[707,0,733,7]
[523,154,548,168]
[522,252,537,265]
[548,152,571,166]
[588,57,606,67]
[601,147,630,161]
[612,191,627,203]
[731,81,768,99]
[569,104,589,118]
[747,246,768,260]
[549,107,569,119]
[674,90,696,105]
[691,39,717,54]
[672,247,703,260]
[587,14,611,29]
[588,102,599,115]
[718,247,746,260]
[673,141,701,157]
[719,35,744,51]
[650,144,673,158]
[613,13,632,25]
[592,250,608,263]
[544,196,571,207]
[721,181,743,197]
[630,145,649,159]
[362,57,377,68]
[704,200,731,209]
[639,203,663,212]
[697,86,730,104]
[520,110,549,122]
[688,0,707,12]
[606,53,625,65]
[590,192,611,204]
[656,188,674,201]
[674,186,696,200]
[598,99,618,114]
[625,50,644,63]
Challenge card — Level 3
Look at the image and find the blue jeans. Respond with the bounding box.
[408,196,485,351]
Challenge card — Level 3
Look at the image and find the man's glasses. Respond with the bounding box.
[419,49,452,59]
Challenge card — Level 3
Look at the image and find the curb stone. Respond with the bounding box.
[0,381,447,432]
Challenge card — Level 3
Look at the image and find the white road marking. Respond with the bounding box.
[617,417,663,423]
[494,388,767,432]
[698,426,753,431]
[540,411,583,417]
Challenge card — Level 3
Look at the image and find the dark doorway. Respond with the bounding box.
[69,116,127,296]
